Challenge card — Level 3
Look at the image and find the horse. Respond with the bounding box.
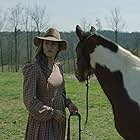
[75,25,140,140]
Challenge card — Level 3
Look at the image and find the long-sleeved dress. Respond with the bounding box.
[23,62,71,140]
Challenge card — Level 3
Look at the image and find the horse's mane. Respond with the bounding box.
[90,32,119,52]
[93,32,140,67]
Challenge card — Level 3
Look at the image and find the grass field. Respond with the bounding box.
[0,72,123,140]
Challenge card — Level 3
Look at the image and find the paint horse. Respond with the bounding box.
[75,25,140,140]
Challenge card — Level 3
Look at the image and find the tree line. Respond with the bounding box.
[1,30,140,73]
[0,4,140,73]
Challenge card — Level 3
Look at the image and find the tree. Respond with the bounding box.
[0,39,3,72]
[106,8,125,43]
[95,18,102,31]
[80,17,91,31]
[132,33,140,56]
[0,9,7,72]
[9,3,23,72]
[30,4,49,36]
[23,7,30,63]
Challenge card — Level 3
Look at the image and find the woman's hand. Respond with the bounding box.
[68,103,78,114]
[38,105,53,113]
[53,110,66,122]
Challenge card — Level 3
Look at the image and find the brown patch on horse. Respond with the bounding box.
[95,63,140,140]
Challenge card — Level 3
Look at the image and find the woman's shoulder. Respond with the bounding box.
[22,63,40,75]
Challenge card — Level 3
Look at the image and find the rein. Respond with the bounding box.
[83,78,89,129]
[66,77,89,140]
[68,43,92,139]
[67,30,96,139]
[67,112,81,140]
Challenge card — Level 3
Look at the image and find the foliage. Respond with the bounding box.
[0,30,140,69]
[1,30,140,73]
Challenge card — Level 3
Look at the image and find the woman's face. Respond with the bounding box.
[43,40,59,58]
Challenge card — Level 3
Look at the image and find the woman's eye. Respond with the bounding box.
[52,43,58,47]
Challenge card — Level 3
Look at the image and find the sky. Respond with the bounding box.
[0,0,140,32]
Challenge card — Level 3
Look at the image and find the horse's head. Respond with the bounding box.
[75,25,97,82]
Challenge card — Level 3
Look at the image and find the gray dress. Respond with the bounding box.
[23,62,71,140]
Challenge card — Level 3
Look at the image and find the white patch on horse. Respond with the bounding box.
[90,45,140,105]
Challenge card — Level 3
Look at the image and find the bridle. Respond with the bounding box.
[67,33,95,140]
[67,60,90,140]
[73,33,94,129]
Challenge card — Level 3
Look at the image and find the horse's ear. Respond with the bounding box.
[76,25,85,40]
[90,26,96,33]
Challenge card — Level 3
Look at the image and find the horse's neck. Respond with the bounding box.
[94,63,127,106]
[90,45,140,106]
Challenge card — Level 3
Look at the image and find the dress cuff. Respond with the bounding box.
[65,98,72,107]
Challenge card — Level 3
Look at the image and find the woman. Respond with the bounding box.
[23,28,78,140]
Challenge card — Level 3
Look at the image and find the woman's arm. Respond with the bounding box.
[23,64,53,121]
[63,88,78,114]
[57,62,78,113]
[62,88,72,107]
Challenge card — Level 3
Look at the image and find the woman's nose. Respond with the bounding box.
[47,44,52,49]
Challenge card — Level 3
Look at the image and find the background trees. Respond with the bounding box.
[0,9,7,72]
[0,6,140,73]
[106,8,125,43]
[8,3,23,72]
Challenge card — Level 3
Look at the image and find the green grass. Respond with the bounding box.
[0,73,123,140]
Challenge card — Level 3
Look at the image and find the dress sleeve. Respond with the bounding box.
[62,88,72,107]
[23,64,53,121]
